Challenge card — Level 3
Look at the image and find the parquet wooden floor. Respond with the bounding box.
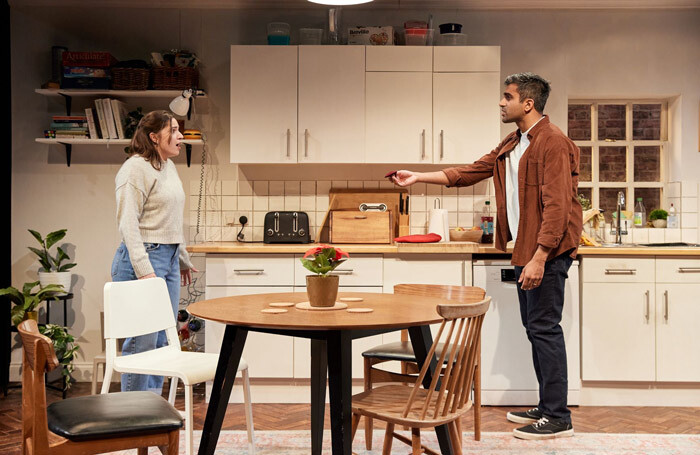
[2,382,699,455]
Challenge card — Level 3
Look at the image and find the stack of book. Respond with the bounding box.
[84,98,128,140]
[46,115,89,138]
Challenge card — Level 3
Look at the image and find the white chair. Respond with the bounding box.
[101,278,255,455]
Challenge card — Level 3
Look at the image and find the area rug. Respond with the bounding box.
[111,430,700,454]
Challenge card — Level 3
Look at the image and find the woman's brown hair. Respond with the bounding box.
[128,110,174,170]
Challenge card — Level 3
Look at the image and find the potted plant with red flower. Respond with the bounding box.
[300,245,349,307]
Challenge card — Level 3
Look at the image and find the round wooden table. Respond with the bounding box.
[189,291,457,455]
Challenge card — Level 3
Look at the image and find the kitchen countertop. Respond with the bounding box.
[188,242,700,256]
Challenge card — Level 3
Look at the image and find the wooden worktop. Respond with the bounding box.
[188,242,700,256]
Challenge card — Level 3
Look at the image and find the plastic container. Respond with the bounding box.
[267,22,290,45]
[404,20,428,29]
[439,23,462,34]
[404,29,434,46]
[480,201,494,244]
[634,197,646,228]
[437,33,468,46]
[299,28,323,45]
[667,203,679,228]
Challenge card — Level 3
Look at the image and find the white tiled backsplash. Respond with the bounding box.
[188,178,494,243]
[188,178,699,244]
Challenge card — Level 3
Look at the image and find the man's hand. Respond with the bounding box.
[518,246,551,290]
[391,170,419,187]
[181,267,200,286]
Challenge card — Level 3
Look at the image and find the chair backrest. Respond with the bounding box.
[18,319,60,453]
[403,296,491,421]
[103,278,177,341]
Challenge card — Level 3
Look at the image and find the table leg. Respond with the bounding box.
[327,330,352,455]
[198,325,248,455]
[310,339,327,455]
[408,325,454,455]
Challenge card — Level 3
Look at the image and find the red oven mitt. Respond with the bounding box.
[394,233,442,243]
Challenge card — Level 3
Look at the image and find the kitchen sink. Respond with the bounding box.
[637,242,700,247]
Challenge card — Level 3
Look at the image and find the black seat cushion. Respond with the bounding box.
[362,341,456,362]
[47,391,183,441]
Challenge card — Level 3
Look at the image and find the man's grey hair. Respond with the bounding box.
[504,72,551,113]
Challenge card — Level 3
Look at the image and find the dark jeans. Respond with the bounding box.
[514,252,573,424]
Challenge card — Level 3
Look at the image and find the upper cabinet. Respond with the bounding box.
[230,45,500,164]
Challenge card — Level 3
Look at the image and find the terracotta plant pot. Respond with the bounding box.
[306,274,339,307]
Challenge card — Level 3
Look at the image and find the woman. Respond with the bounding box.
[111,110,197,393]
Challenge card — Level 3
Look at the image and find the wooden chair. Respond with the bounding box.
[361,284,486,449]
[351,295,490,455]
[18,319,182,455]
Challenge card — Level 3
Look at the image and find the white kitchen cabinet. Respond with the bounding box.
[581,282,655,381]
[298,46,365,163]
[433,72,501,164]
[433,46,501,73]
[230,46,298,163]
[655,258,700,382]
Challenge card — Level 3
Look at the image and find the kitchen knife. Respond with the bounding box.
[405,195,409,213]
[399,194,404,214]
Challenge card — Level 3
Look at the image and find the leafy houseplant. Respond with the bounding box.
[39,324,80,389]
[300,245,349,307]
[649,209,669,228]
[28,229,76,292]
[0,281,65,326]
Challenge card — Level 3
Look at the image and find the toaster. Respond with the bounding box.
[263,211,311,244]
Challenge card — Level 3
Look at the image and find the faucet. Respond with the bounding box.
[615,191,626,244]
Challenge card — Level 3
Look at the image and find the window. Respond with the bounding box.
[568,101,667,222]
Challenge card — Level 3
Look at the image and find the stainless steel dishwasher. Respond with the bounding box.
[473,259,580,405]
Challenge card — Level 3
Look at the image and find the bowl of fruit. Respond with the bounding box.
[449,226,483,242]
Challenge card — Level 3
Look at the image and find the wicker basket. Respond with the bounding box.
[151,67,199,90]
[111,67,150,90]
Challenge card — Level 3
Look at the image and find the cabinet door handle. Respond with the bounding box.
[304,129,309,158]
[234,269,265,275]
[664,290,669,321]
[333,269,354,275]
[421,129,426,160]
[440,129,444,160]
[678,267,700,273]
[286,128,291,158]
[604,268,636,275]
[644,290,650,321]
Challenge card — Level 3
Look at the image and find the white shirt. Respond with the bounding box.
[505,116,545,242]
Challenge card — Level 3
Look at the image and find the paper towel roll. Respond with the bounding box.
[428,208,450,243]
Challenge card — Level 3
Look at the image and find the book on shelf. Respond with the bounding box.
[94,99,110,139]
[110,99,127,139]
[85,108,99,139]
[52,115,88,122]
[102,98,118,139]
[50,122,87,129]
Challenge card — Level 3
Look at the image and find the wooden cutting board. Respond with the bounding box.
[316,189,409,243]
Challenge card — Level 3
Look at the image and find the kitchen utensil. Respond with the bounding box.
[428,198,450,243]
[263,211,310,244]
[449,228,483,242]
[399,194,404,214]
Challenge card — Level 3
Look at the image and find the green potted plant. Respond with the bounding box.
[300,245,349,307]
[28,229,76,292]
[649,209,668,228]
[0,281,65,325]
[39,323,81,389]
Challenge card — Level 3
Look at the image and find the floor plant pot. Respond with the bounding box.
[652,219,667,228]
[306,274,339,307]
[38,271,71,294]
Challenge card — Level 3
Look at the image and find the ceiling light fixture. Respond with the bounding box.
[308,0,373,5]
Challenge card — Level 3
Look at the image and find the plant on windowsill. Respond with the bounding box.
[28,229,76,292]
[649,209,668,228]
[39,323,81,389]
[0,281,65,326]
[300,245,349,307]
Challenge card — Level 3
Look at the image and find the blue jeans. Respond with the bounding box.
[514,252,574,424]
[111,242,180,394]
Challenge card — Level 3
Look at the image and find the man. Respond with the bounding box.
[390,72,582,440]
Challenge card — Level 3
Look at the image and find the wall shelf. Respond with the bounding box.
[35,138,203,167]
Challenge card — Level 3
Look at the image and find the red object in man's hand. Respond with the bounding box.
[394,233,442,243]
[385,170,398,179]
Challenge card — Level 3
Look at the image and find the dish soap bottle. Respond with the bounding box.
[634,197,646,228]
[480,201,494,244]
[667,203,679,228]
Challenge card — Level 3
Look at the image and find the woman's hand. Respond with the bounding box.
[181,267,199,286]
[392,170,419,187]
[139,273,157,280]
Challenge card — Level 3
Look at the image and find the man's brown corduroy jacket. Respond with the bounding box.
[443,116,583,266]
